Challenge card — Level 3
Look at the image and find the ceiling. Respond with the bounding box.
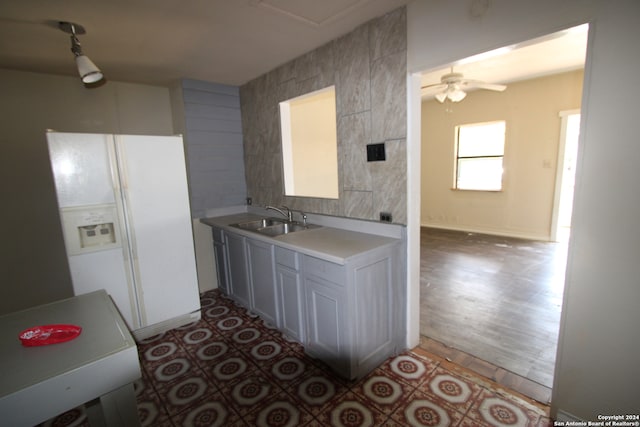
[0,0,411,87]
[420,24,588,99]
[0,1,587,90]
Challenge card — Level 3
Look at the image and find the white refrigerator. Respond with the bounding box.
[46,132,200,336]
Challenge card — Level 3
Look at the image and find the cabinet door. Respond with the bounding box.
[304,274,349,378]
[246,239,278,326]
[225,232,250,307]
[276,264,304,342]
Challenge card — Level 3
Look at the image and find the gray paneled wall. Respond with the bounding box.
[179,79,247,217]
[240,7,407,224]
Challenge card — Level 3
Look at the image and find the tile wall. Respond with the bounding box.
[240,7,408,224]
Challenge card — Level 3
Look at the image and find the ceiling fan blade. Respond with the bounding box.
[420,83,447,95]
[462,80,507,92]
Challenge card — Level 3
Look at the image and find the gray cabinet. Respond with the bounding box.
[207,222,402,381]
[303,246,401,380]
[211,227,229,295]
[275,247,305,342]
[225,232,251,307]
[247,239,278,326]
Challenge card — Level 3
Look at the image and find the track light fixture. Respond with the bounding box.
[58,21,104,85]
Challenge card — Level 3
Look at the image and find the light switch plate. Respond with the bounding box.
[367,143,386,162]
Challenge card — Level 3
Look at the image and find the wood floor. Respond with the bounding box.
[418,227,567,399]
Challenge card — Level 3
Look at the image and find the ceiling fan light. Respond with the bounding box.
[435,92,447,103]
[449,89,467,102]
[75,55,104,84]
[425,69,506,104]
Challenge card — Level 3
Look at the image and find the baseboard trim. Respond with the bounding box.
[556,409,584,422]
[133,310,202,340]
[420,222,550,242]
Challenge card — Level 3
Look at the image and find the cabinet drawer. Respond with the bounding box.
[275,247,298,270]
[303,255,344,286]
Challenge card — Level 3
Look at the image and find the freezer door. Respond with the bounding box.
[46,132,116,207]
[67,249,138,328]
[47,132,140,329]
[115,135,200,326]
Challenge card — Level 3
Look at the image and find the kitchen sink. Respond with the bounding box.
[256,222,318,236]
[232,218,285,231]
[230,218,320,236]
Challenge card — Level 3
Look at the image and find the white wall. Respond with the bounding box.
[422,71,583,240]
[408,0,640,419]
[0,68,174,315]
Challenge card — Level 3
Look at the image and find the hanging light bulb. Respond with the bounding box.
[70,35,103,83]
[58,22,104,85]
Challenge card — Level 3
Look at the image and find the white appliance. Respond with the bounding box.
[46,132,201,337]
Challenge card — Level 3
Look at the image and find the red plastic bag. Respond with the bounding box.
[19,324,82,346]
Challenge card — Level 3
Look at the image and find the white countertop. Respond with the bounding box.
[201,213,401,264]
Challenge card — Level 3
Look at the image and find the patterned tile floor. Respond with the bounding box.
[40,289,552,426]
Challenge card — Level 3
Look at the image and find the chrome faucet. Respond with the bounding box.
[265,205,292,222]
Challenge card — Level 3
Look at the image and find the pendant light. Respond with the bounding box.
[58,21,104,85]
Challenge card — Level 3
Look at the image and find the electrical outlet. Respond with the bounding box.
[380,212,392,222]
[246,197,252,205]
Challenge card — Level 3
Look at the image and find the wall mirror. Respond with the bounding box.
[279,86,339,199]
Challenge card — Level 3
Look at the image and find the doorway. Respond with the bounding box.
[417,26,586,398]
[551,111,581,242]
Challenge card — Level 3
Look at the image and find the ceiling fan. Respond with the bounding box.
[421,69,507,103]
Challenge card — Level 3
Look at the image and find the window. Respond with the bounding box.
[279,86,339,199]
[454,121,506,191]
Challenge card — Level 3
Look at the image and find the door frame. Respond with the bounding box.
[550,109,581,242]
